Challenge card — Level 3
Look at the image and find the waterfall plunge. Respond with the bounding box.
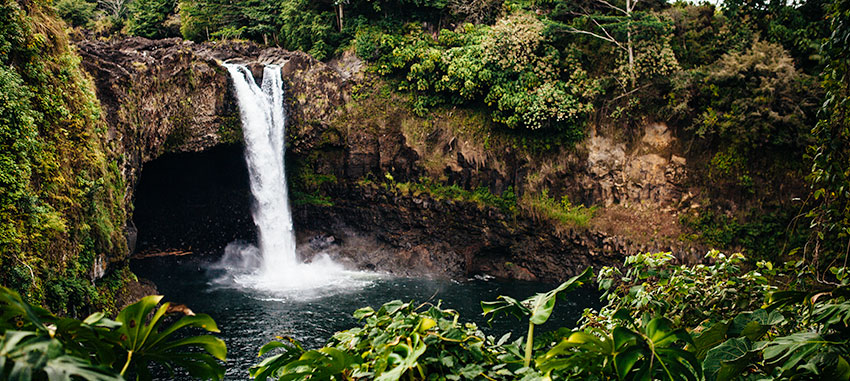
[219,63,362,294]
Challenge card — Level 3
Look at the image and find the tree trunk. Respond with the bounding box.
[337,4,344,32]
[626,0,636,89]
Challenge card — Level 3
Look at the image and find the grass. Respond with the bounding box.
[376,174,517,214]
[522,189,596,228]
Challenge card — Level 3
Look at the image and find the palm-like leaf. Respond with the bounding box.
[115,295,226,380]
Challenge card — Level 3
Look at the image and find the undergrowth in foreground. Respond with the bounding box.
[252,252,850,381]
[3,252,850,380]
[0,288,226,380]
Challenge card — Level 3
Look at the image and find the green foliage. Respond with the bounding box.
[541,316,701,380]
[586,252,850,381]
[0,0,128,313]
[289,160,336,207]
[664,3,740,70]
[127,0,175,38]
[54,0,96,27]
[0,331,122,381]
[482,267,593,366]
[251,299,536,380]
[249,254,850,381]
[114,295,226,380]
[356,12,599,132]
[521,189,596,228]
[1,287,227,380]
[670,40,817,155]
[178,0,340,58]
[721,0,830,74]
[680,208,809,260]
[588,251,777,328]
[380,175,517,214]
[806,0,850,268]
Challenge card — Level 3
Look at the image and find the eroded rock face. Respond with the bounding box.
[294,187,630,282]
[75,37,350,197]
[578,123,687,207]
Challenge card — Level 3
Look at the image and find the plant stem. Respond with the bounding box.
[120,350,133,376]
[524,321,535,367]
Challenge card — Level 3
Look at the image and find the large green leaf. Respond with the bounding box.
[693,321,730,360]
[481,267,593,325]
[114,296,226,380]
[760,331,835,378]
[0,330,121,381]
[702,337,755,381]
[728,309,784,341]
[527,268,594,325]
[0,287,53,333]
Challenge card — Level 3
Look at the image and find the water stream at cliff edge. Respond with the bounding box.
[218,63,372,296]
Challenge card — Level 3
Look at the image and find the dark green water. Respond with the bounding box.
[132,257,600,380]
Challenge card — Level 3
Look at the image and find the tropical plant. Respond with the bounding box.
[588,251,778,329]
[114,295,226,380]
[481,267,593,366]
[0,287,227,380]
[806,0,850,269]
[540,314,701,380]
[251,299,533,380]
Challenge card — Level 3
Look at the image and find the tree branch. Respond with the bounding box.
[595,0,627,15]
[565,26,620,47]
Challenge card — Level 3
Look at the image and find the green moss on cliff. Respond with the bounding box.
[0,0,128,316]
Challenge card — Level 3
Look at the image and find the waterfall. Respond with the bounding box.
[224,64,297,273]
[219,63,369,295]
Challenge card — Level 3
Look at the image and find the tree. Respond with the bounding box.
[54,0,96,27]
[807,0,850,268]
[126,0,175,39]
[557,0,677,89]
[97,0,130,19]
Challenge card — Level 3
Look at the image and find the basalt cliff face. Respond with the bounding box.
[78,36,703,282]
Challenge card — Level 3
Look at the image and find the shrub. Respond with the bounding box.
[354,10,599,134]
[54,0,96,27]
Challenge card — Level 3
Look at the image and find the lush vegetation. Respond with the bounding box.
[249,252,850,380]
[1,0,848,379]
[522,189,596,228]
[1,287,225,380]
[1,0,128,315]
[46,0,843,258]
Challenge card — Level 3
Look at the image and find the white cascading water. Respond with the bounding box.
[219,63,364,294]
[225,64,296,272]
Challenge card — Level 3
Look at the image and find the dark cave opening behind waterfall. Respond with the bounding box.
[131,144,256,257]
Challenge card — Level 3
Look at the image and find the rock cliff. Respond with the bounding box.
[76,36,702,282]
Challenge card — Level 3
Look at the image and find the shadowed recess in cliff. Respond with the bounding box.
[132,144,255,257]
[216,63,372,296]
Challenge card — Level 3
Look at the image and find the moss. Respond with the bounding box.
[216,113,242,144]
[378,175,517,214]
[288,155,337,207]
[0,0,129,315]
